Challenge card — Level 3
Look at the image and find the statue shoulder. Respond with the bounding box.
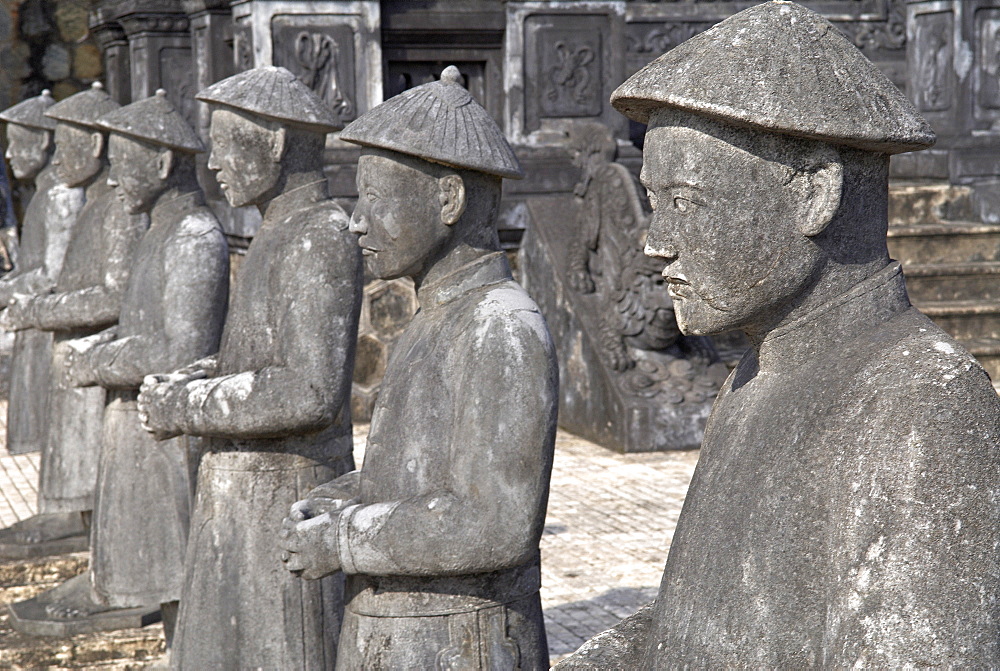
[473,281,555,355]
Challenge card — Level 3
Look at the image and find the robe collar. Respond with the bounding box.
[263,177,328,223]
[756,262,911,371]
[151,188,204,222]
[417,251,512,309]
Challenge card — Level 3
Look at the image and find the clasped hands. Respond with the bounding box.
[137,367,206,441]
[279,494,355,580]
[0,293,33,331]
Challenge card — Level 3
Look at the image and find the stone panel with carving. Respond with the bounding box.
[911,10,954,113]
[977,9,1000,116]
[271,16,356,124]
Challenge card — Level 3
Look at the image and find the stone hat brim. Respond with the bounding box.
[196,66,342,134]
[45,82,120,131]
[612,1,936,155]
[340,66,524,180]
[0,90,56,131]
[97,91,204,153]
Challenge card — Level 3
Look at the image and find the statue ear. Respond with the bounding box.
[39,131,51,153]
[269,126,287,163]
[438,173,466,226]
[90,132,104,159]
[157,149,174,181]
[796,156,843,238]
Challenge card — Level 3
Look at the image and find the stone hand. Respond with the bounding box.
[57,340,87,388]
[0,294,31,331]
[137,372,202,441]
[279,511,342,580]
[289,494,356,521]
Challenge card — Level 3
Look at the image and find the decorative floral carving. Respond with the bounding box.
[546,41,595,106]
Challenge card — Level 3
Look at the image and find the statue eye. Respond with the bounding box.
[365,190,379,203]
[673,196,692,212]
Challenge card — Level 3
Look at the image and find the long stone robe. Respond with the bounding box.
[0,165,83,455]
[562,263,1000,668]
[323,252,558,670]
[24,173,146,514]
[78,190,229,607]
[169,180,362,671]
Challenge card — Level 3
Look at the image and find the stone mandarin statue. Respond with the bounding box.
[3,83,151,634]
[0,90,86,558]
[558,2,1000,668]
[40,90,228,651]
[0,91,82,458]
[136,67,362,670]
[279,66,559,670]
[0,84,143,563]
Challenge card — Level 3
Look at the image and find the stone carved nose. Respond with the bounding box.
[349,212,368,235]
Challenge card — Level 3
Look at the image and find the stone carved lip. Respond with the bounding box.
[664,272,690,298]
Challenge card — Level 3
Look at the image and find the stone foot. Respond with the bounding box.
[0,512,89,559]
[8,572,161,637]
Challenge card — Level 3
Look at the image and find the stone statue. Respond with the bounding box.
[557,2,1000,668]
[136,66,361,670]
[521,120,730,452]
[0,90,87,559]
[18,90,229,651]
[0,91,82,456]
[279,66,558,670]
[3,83,150,636]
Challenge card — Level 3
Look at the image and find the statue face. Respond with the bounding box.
[350,150,450,281]
[641,121,821,336]
[5,124,50,180]
[207,108,281,208]
[52,123,103,187]
[107,134,168,215]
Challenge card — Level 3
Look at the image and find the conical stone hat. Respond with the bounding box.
[97,90,204,153]
[0,90,56,131]
[340,66,524,179]
[45,82,120,131]
[196,66,342,133]
[612,0,935,154]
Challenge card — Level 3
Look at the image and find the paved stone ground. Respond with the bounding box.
[0,405,698,666]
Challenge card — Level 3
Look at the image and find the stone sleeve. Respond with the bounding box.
[335,297,558,577]
[173,224,361,439]
[554,602,656,669]
[0,267,53,306]
[85,219,229,389]
[26,207,145,331]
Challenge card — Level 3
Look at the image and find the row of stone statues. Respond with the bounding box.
[0,1,997,668]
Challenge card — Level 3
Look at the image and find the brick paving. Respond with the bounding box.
[1,406,698,665]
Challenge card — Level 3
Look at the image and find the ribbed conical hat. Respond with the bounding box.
[340,66,524,179]
[0,90,56,131]
[45,82,120,131]
[97,90,204,153]
[612,1,935,154]
[196,66,342,133]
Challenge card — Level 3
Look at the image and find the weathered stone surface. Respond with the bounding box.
[559,2,1000,667]
[41,43,71,82]
[520,121,730,452]
[32,92,228,647]
[137,66,362,669]
[0,90,83,460]
[281,67,556,669]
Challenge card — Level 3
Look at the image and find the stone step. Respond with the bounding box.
[903,262,1000,302]
[888,221,1000,265]
[915,300,1000,340]
[888,182,976,227]
[0,553,164,669]
[962,338,1000,382]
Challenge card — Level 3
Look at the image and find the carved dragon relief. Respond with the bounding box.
[565,122,728,404]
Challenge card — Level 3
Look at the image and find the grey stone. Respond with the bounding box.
[136,66,362,670]
[41,43,71,82]
[4,87,149,636]
[520,121,730,452]
[558,1,1000,667]
[35,92,229,646]
[340,65,523,178]
[280,67,557,669]
[0,90,83,462]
